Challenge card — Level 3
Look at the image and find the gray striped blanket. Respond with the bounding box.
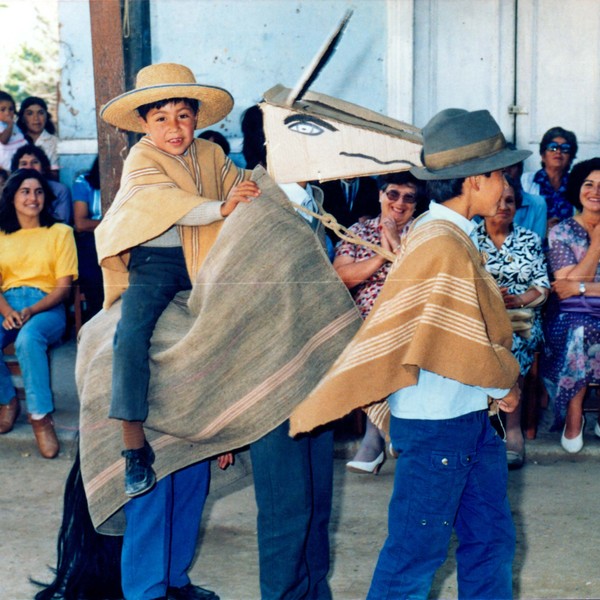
[77,167,361,534]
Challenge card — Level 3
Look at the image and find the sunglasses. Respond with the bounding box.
[546,142,572,154]
[384,189,417,204]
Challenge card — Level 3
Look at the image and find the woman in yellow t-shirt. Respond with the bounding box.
[0,169,77,458]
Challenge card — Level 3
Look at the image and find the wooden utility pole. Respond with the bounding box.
[89,0,151,213]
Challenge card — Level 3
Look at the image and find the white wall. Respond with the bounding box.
[58,0,391,179]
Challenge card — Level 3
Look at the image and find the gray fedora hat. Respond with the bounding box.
[410,108,531,180]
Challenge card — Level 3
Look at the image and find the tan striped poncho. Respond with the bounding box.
[94,137,247,308]
[290,218,520,435]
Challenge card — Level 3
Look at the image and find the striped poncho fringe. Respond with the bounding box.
[78,167,362,534]
[94,137,246,308]
[290,218,520,436]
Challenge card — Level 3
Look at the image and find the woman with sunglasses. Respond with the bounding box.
[522,126,578,232]
[333,171,426,473]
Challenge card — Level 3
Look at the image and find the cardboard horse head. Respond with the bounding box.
[260,11,423,183]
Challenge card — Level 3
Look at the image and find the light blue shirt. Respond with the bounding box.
[387,201,510,420]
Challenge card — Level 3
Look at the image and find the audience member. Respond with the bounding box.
[542,157,600,453]
[72,157,104,319]
[335,171,426,474]
[504,142,547,240]
[17,96,59,178]
[521,126,578,232]
[11,144,72,224]
[198,129,230,156]
[477,175,550,468]
[0,168,77,458]
[319,175,380,244]
[0,90,27,171]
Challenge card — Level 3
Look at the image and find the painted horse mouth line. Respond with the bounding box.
[339,152,417,167]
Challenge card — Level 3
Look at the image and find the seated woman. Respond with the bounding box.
[17,96,59,179]
[0,169,77,458]
[476,176,550,468]
[542,157,600,453]
[72,157,104,319]
[11,144,72,225]
[333,171,426,473]
[521,126,578,233]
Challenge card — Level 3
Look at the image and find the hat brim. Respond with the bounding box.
[100,83,234,133]
[410,148,531,180]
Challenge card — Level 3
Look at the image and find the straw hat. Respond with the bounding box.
[410,109,531,180]
[100,63,234,133]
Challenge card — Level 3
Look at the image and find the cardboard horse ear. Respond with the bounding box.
[260,11,423,184]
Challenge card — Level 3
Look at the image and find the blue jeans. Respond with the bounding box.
[121,460,210,600]
[250,420,333,600]
[110,246,191,421]
[0,287,65,415]
[367,410,515,600]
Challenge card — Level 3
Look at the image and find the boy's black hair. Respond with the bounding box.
[0,90,16,109]
[426,171,494,204]
[136,97,199,121]
[0,168,56,233]
[426,178,466,203]
[10,143,51,174]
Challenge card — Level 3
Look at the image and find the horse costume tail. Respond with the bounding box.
[33,449,124,600]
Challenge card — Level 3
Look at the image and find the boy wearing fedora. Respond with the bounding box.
[366,109,530,599]
[96,63,259,600]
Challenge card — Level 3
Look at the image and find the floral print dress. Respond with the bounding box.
[476,222,550,377]
[335,215,412,320]
[542,218,600,427]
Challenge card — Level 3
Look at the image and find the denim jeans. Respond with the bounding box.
[122,460,210,600]
[110,246,191,421]
[0,287,65,415]
[250,420,333,600]
[367,410,515,600]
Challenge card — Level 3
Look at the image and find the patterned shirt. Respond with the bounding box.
[335,215,412,319]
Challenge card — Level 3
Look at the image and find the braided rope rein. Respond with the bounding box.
[291,202,396,263]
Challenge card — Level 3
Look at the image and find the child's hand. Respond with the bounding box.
[221,181,260,217]
[217,452,235,470]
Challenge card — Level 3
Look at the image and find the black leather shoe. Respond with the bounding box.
[121,440,156,497]
[167,583,219,600]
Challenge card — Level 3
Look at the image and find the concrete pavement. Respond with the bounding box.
[2,337,600,599]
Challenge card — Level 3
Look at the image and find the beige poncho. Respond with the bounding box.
[95,137,246,307]
[290,218,520,435]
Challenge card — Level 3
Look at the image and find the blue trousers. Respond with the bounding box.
[367,410,515,600]
[122,460,210,600]
[0,287,65,415]
[250,420,333,600]
[110,246,191,421]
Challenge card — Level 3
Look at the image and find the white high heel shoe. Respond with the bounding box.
[346,451,385,475]
[561,416,585,454]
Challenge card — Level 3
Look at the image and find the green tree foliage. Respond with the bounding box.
[0,2,59,117]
